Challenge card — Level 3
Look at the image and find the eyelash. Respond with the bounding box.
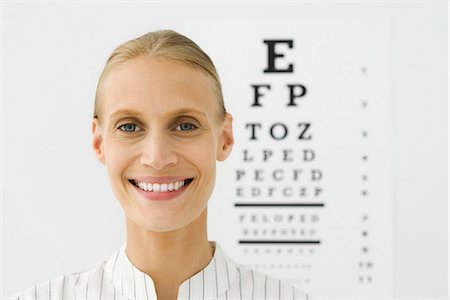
[118,123,142,133]
[175,122,198,132]
[117,122,198,133]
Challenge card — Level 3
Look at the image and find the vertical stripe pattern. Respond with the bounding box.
[10,241,310,300]
[238,269,242,300]
[202,270,205,300]
[264,275,268,300]
[61,276,65,300]
[279,279,281,299]
[251,270,255,300]
[213,256,218,298]
[85,272,89,300]
[188,278,191,300]
[99,269,104,299]
[143,273,149,300]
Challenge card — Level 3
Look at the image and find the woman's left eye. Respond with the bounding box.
[175,123,198,132]
[118,123,141,133]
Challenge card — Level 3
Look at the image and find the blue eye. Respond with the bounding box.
[118,123,140,133]
[176,123,197,131]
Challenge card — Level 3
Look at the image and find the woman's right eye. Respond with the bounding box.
[118,123,141,133]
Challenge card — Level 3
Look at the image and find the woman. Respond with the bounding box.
[12,30,310,300]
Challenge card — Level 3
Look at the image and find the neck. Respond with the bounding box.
[124,208,213,291]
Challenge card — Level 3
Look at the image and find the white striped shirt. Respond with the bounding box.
[11,241,310,300]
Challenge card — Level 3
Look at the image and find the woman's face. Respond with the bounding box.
[92,56,233,232]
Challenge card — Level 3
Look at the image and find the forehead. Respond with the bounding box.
[100,56,216,120]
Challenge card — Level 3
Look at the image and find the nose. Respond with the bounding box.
[139,132,178,170]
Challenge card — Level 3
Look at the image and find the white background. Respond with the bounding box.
[1,1,448,299]
[199,18,396,298]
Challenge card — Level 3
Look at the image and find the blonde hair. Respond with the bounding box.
[94,29,226,123]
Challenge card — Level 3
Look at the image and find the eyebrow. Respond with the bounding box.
[109,107,207,120]
[109,109,143,119]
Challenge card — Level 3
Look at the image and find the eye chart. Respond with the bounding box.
[188,19,394,299]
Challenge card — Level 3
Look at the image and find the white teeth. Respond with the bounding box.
[134,180,190,192]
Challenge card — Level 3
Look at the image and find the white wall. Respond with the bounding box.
[1,2,448,299]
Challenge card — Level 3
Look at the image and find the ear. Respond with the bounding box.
[92,118,105,164]
[216,113,234,161]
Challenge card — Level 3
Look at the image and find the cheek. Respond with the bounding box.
[181,137,217,171]
[104,140,136,178]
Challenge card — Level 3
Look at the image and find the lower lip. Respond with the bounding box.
[131,181,191,201]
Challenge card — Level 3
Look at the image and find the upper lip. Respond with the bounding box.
[130,176,193,184]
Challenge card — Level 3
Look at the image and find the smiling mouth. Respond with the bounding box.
[129,178,194,192]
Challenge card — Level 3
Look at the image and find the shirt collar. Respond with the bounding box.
[103,241,239,299]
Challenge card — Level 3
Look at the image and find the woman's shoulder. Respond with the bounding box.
[235,264,312,300]
[9,261,105,300]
